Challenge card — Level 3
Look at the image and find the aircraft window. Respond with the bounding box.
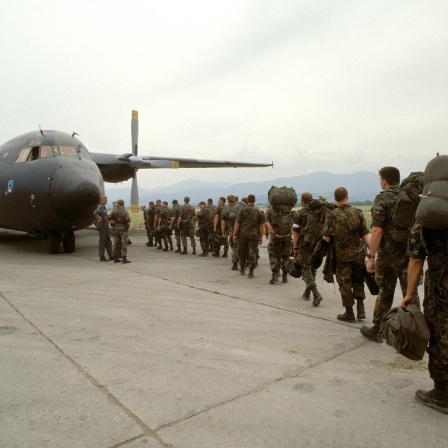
[40,146,57,158]
[60,145,77,155]
[78,146,92,160]
[15,148,32,163]
[28,146,40,161]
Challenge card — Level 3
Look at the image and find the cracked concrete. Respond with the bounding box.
[0,229,446,448]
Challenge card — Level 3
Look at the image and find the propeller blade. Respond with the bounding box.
[131,110,138,156]
[131,175,139,213]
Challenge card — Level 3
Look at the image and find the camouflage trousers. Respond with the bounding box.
[199,228,211,252]
[268,237,291,273]
[154,227,162,247]
[146,224,154,244]
[173,227,181,249]
[180,226,196,249]
[373,253,420,326]
[335,260,365,307]
[214,232,229,254]
[297,245,317,289]
[160,227,172,248]
[228,228,239,263]
[238,234,258,269]
[424,277,448,382]
[113,230,128,257]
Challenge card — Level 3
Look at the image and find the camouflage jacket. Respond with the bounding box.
[197,207,212,230]
[235,205,265,238]
[179,204,196,228]
[109,208,130,231]
[292,207,308,247]
[222,202,245,230]
[146,206,156,228]
[371,186,406,256]
[158,207,172,227]
[171,204,181,228]
[322,205,368,262]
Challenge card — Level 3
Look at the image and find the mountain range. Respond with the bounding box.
[105,171,381,205]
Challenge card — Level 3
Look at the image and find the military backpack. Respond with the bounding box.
[389,172,424,245]
[302,199,334,247]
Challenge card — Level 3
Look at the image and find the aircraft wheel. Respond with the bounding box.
[63,231,76,253]
[47,231,60,254]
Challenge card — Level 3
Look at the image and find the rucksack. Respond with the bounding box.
[379,304,430,361]
[268,186,298,209]
[302,199,334,246]
[416,155,448,230]
[389,172,424,245]
[270,207,293,235]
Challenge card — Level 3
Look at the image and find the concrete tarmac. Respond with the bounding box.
[0,229,446,448]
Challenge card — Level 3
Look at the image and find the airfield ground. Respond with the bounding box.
[0,228,446,448]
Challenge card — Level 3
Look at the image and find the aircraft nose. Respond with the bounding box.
[50,164,102,222]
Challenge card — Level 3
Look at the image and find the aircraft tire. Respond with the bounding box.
[47,231,60,254]
[63,231,75,253]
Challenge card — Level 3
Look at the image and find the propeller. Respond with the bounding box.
[130,110,140,213]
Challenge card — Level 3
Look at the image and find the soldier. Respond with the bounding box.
[197,201,212,256]
[265,205,294,284]
[157,201,173,251]
[177,196,197,255]
[401,223,448,414]
[233,194,265,278]
[207,198,218,255]
[322,187,370,322]
[361,167,418,342]
[170,199,182,253]
[108,199,131,264]
[213,197,228,258]
[145,201,156,247]
[222,195,245,270]
[292,193,325,305]
[153,199,163,250]
[93,195,113,262]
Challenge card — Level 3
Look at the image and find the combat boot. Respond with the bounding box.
[360,325,383,343]
[114,256,120,263]
[240,265,246,275]
[100,257,109,262]
[311,286,323,306]
[356,299,366,320]
[163,246,168,252]
[302,287,311,301]
[269,272,279,284]
[157,245,163,250]
[199,251,208,257]
[231,262,239,271]
[212,250,220,257]
[148,240,154,247]
[169,243,174,251]
[248,268,254,278]
[222,250,228,258]
[337,307,356,323]
[122,257,131,264]
[175,247,181,253]
[415,381,448,415]
[192,247,196,255]
[180,248,188,255]
[282,271,288,283]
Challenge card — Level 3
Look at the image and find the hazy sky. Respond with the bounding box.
[1,0,447,191]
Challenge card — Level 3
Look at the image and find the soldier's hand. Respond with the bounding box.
[233,235,238,243]
[265,234,269,240]
[366,258,375,273]
[222,232,228,239]
[400,294,416,309]
[95,215,102,223]
[258,238,262,245]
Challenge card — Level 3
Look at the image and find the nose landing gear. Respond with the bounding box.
[46,231,75,254]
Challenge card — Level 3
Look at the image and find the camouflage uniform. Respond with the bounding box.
[214,203,229,256]
[371,186,418,325]
[154,204,163,248]
[235,205,265,270]
[109,208,131,257]
[322,205,369,307]
[171,204,182,251]
[409,224,448,383]
[158,206,172,250]
[266,206,293,273]
[207,203,217,252]
[146,205,156,246]
[197,207,212,253]
[222,202,245,264]
[179,204,196,250]
[293,207,317,289]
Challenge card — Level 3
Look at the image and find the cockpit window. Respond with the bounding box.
[60,145,77,155]
[40,146,58,158]
[15,148,31,163]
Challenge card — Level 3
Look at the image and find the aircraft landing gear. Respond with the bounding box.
[62,231,75,253]
[47,231,61,254]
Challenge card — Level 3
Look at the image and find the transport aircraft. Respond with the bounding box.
[0,111,272,253]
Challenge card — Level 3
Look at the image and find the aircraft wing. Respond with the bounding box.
[91,152,273,183]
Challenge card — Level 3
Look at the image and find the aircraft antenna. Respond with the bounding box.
[39,125,45,136]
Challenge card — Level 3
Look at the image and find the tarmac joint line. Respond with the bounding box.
[0,291,170,448]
